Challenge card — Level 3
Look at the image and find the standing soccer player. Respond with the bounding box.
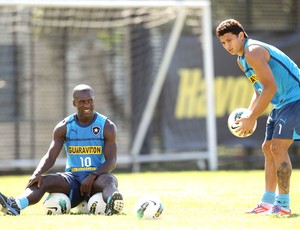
[216,19,300,214]
[0,84,124,216]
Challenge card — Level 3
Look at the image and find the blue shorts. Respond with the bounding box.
[57,171,91,208]
[266,99,300,140]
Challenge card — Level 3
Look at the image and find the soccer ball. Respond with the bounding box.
[43,193,71,215]
[88,193,107,215]
[72,200,89,214]
[228,108,257,138]
[134,195,164,220]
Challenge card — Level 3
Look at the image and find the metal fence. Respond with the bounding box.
[0,3,214,172]
[212,0,299,31]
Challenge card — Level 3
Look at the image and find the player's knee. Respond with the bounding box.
[262,141,271,156]
[97,173,118,187]
[269,141,287,156]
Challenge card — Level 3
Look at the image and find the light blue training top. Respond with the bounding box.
[238,38,300,109]
[64,112,107,173]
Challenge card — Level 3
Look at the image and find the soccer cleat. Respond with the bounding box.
[245,203,271,214]
[105,192,124,216]
[270,205,291,215]
[0,204,7,213]
[0,192,20,216]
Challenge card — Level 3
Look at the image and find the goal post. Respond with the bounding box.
[129,3,217,171]
[0,0,217,171]
[0,0,211,8]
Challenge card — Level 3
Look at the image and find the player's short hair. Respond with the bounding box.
[215,19,248,38]
[72,84,94,99]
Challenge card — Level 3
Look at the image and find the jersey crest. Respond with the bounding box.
[92,126,101,136]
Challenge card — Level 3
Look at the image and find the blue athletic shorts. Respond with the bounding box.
[266,99,300,140]
[57,171,91,208]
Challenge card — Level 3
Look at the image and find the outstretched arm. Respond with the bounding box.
[26,120,66,188]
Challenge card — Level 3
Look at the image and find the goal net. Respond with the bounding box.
[0,0,217,171]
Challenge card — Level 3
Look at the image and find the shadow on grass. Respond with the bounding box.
[272,213,300,218]
[70,212,127,215]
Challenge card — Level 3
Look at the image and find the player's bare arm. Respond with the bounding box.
[26,121,66,188]
[236,46,277,135]
[245,45,277,119]
[100,119,118,173]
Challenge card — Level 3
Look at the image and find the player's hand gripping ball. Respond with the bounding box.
[228,108,257,138]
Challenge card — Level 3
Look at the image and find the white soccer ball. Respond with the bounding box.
[228,108,257,138]
[72,200,89,214]
[134,195,164,220]
[88,193,107,215]
[43,193,71,215]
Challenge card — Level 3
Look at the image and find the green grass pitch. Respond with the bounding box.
[1,170,300,229]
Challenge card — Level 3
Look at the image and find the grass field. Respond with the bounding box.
[1,170,300,229]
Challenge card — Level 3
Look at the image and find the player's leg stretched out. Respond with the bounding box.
[0,192,22,215]
[0,174,67,216]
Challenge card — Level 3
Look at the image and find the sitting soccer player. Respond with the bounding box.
[0,84,124,216]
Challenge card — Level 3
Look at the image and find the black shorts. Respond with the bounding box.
[57,171,91,208]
